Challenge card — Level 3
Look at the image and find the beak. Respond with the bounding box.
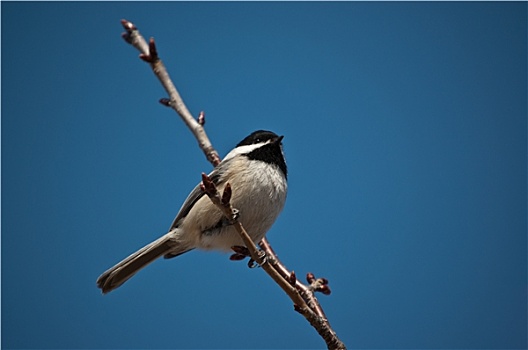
[274,135,284,144]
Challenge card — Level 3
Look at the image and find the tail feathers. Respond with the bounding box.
[96,231,190,294]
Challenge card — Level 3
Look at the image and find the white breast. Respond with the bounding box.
[196,157,287,251]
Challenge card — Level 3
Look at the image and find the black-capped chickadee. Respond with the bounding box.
[97,130,288,294]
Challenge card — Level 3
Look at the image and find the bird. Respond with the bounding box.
[96,130,288,294]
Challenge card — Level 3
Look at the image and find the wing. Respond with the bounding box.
[168,162,227,231]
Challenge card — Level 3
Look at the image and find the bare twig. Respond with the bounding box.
[120,19,221,166]
[259,239,331,317]
[120,19,346,350]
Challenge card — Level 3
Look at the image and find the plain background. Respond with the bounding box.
[2,2,526,349]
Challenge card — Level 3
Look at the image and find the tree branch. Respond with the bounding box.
[120,19,346,350]
[120,20,221,166]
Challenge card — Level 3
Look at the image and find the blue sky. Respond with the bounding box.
[2,2,526,349]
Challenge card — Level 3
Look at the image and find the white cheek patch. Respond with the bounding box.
[223,141,269,161]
